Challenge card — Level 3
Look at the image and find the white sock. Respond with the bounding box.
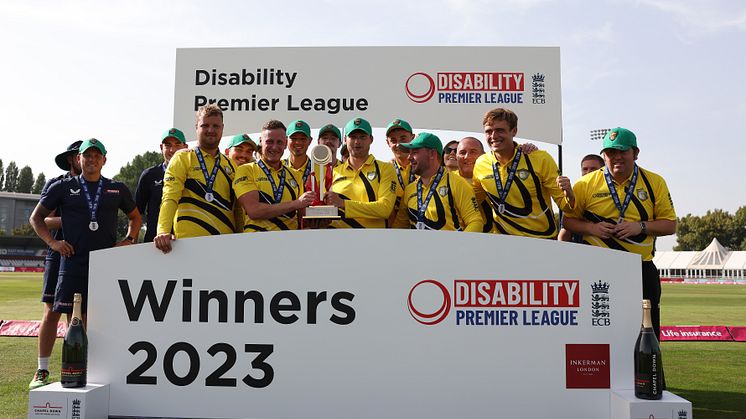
[38,357,50,371]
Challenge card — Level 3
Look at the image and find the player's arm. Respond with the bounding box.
[155,154,187,253]
[116,183,141,246]
[453,175,483,233]
[392,188,412,229]
[238,190,314,220]
[539,153,574,211]
[44,210,62,230]
[336,163,397,219]
[30,183,74,257]
[134,167,150,216]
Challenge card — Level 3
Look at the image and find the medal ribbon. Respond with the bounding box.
[416,166,445,224]
[604,164,638,223]
[285,158,312,185]
[258,159,286,203]
[491,148,522,210]
[79,176,103,225]
[395,162,416,189]
[195,147,220,198]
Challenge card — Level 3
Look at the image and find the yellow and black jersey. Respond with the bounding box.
[388,161,416,226]
[472,147,571,238]
[454,173,497,234]
[568,166,676,261]
[283,157,312,192]
[395,169,483,232]
[233,160,303,232]
[158,149,238,238]
[330,155,397,229]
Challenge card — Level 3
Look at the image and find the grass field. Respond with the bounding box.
[2,274,745,418]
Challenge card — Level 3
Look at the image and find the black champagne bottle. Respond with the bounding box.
[634,299,663,399]
[61,293,88,388]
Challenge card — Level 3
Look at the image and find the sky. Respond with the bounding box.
[2,0,745,250]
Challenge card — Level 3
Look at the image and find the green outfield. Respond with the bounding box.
[1,273,745,419]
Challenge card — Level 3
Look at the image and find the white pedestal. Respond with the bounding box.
[611,389,692,419]
[28,382,109,419]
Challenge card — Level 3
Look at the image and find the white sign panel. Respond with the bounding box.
[173,47,562,144]
[89,231,641,418]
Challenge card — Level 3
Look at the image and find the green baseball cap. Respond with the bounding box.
[318,123,341,139]
[344,117,372,137]
[385,118,413,136]
[398,132,443,156]
[226,134,256,149]
[286,120,311,138]
[79,138,107,156]
[162,128,186,144]
[601,127,637,153]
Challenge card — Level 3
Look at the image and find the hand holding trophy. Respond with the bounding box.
[302,144,339,228]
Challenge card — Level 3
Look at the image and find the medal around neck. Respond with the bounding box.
[89,221,98,231]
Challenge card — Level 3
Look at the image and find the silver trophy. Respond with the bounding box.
[304,144,339,219]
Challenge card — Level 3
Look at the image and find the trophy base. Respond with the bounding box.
[304,205,340,219]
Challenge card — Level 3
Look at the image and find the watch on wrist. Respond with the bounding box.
[640,222,647,235]
[125,235,135,243]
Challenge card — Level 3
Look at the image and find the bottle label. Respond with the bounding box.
[634,353,661,397]
[61,362,87,381]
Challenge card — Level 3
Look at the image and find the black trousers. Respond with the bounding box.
[642,261,662,340]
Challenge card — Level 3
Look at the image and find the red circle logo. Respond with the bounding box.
[405,72,436,103]
[407,279,451,325]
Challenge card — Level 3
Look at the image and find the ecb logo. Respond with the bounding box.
[590,280,611,327]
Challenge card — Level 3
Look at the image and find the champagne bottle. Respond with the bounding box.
[634,299,663,399]
[61,293,87,388]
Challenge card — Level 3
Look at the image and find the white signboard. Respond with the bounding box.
[89,231,640,418]
[173,47,562,144]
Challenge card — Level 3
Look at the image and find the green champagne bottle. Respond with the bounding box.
[634,299,663,399]
[61,293,87,388]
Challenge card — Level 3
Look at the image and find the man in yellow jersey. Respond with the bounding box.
[234,120,315,232]
[394,133,482,231]
[384,118,416,226]
[224,134,257,166]
[325,117,397,228]
[558,154,605,242]
[563,128,676,339]
[456,136,495,233]
[472,107,574,238]
[283,120,313,191]
[154,104,240,253]
[318,124,343,166]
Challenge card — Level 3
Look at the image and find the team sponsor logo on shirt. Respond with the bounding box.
[481,174,494,180]
[234,176,248,183]
[408,279,580,327]
[636,189,648,201]
[517,169,530,180]
[438,186,448,197]
[69,188,81,196]
[154,180,163,186]
[366,171,377,180]
[592,192,611,198]
[105,189,120,194]
[164,176,175,182]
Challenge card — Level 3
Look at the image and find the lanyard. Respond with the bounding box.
[491,148,522,214]
[79,176,103,231]
[286,158,312,185]
[416,166,445,226]
[395,162,416,189]
[604,165,639,223]
[195,147,221,202]
[258,160,287,203]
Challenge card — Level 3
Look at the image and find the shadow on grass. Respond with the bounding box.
[669,387,746,419]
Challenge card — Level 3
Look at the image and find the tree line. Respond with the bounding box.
[3,153,745,251]
[0,159,47,194]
